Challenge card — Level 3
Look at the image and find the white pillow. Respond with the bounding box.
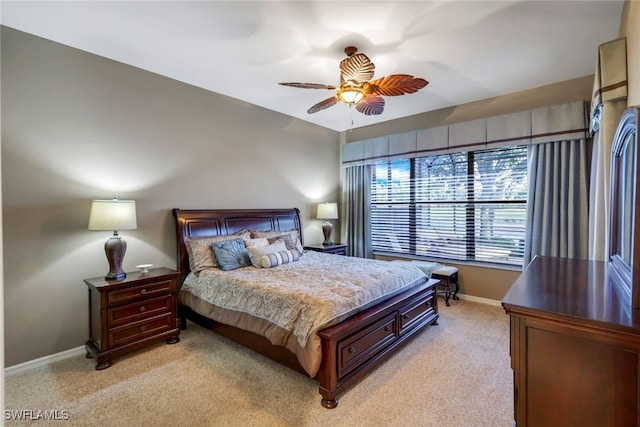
[246,241,287,267]
[251,230,304,256]
[243,237,269,250]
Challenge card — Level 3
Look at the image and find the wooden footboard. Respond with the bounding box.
[173,208,439,408]
[179,278,438,408]
[316,279,438,408]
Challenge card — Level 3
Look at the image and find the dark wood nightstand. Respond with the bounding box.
[84,267,180,370]
[304,243,348,256]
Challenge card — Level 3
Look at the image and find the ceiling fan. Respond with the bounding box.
[279,46,429,116]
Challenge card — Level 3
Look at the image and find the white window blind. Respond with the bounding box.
[371,146,528,267]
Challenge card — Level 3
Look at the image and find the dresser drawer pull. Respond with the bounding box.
[348,346,356,354]
[139,306,146,312]
[403,314,409,320]
[425,301,431,308]
[139,325,146,332]
[384,325,391,332]
[140,288,147,295]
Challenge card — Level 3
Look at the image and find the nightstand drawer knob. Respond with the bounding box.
[139,306,146,312]
[140,288,147,295]
[348,346,356,354]
[139,325,146,332]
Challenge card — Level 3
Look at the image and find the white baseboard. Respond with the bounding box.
[455,293,503,307]
[5,345,86,376]
[5,294,502,375]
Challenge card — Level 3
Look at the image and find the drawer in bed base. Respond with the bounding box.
[337,313,397,378]
[399,291,436,334]
[334,287,437,380]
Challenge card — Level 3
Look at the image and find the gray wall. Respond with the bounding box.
[1,27,340,366]
[4,14,629,365]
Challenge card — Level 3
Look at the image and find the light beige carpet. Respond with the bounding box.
[5,299,513,426]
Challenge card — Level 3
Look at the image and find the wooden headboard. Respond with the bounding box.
[172,208,303,285]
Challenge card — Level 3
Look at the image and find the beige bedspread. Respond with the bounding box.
[179,251,427,376]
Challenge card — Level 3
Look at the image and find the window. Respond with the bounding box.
[370,146,528,267]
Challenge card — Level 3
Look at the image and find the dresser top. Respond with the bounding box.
[502,256,640,332]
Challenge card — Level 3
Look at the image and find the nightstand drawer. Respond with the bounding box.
[108,295,172,327]
[108,313,173,348]
[107,280,174,306]
[304,244,348,255]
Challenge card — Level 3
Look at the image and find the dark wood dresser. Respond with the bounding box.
[502,256,640,426]
[84,267,180,369]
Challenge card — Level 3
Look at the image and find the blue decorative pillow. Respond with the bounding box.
[259,250,300,268]
[211,238,251,271]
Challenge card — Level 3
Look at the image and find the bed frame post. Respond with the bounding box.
[318,337,340,408]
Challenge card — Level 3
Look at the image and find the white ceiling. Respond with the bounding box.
[1,1,624,132]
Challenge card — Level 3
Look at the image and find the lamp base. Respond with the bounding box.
[105,272,126,281]
[104,234,127,281]
[322,221,334,246]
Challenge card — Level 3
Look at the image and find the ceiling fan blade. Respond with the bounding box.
[340,53,375,84]
[369,74,429,96]
[279,82,336,90]
[307,96,339,114]
[356,94,385,116]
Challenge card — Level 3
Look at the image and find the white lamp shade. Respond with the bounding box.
[317,202,338,220]
[88,199,137,231]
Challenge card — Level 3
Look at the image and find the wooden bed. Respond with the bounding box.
[173,207,439,408]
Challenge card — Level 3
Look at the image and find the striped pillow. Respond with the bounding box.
[259,250,300,268]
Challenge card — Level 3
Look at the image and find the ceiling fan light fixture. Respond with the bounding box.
[337,80,365,105]
[337,88,364,104]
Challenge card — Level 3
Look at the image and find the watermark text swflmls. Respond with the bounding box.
[4,409,70,421]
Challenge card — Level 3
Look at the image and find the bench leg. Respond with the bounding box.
[436,279,452,306]
[451,273,460,300]
[444,287,452,306]
[434,273,459,306]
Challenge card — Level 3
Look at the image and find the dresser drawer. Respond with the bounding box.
[108,295,172,328]
[399,292,436,334]
[108,313,174,348]
[337,313,397,378]
[107,280,174,306]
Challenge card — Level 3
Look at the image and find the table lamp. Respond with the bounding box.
[317,202,338,246]
[88,198,137,280]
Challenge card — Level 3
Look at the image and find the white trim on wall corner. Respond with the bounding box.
[5,345,86,376]
[455,293,503,307]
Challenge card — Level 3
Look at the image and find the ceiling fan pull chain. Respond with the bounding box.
[349,104,356,131]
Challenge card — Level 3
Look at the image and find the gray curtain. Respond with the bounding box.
[342,165,372,258]
[588,38,628,261]
[524,139,591,265]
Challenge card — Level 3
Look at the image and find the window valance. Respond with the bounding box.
[590,37,627,133]
[342,100,589,166]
